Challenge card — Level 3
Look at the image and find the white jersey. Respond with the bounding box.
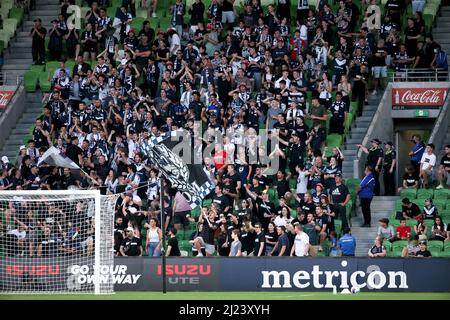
[294,232,310,257]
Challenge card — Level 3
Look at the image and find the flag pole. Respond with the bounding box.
[159,177,167,294]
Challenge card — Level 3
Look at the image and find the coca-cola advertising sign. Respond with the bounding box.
[392,88,448,109]
[0,90,15,109]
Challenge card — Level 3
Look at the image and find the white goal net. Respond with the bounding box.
[0,190,119,294]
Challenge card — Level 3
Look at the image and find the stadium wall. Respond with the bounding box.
[2,257,450,293]
[0,84,24,151]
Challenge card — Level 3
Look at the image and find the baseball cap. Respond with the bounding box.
[20,145,26,150]
[335,172,342,177]
[316,183,324,190]
[371,138,382,145]
[384,141,394,147]
[1,156,9,163]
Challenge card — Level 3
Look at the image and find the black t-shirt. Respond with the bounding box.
[440,155,450,169]
[240,230,256,254]
[168,237,181,256]
[403,172,419,187]
[265,231,278,247]
[213,194,231,211]
[274,179,290,199]
[416,249,431,257]
[31,27,47,44]
[200,219,217,245]
[253,231,266,256]
[372,46,387,66]
[299,200,316,216]
[367,147,383,168]
[274,233,290,256]
[402,203,421,218]
[65,143,83,166]
[120,236,142,256]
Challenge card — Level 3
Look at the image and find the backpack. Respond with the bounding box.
[436,49,448,70]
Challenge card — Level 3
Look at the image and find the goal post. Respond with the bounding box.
[0,190,119,294]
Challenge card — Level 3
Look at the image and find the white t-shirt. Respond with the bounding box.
[420,152,436,171]
[274,215,293,227]
[296,171,309,194]
[294,232,310,257]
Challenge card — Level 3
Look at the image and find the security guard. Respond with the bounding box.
[383,142,397,196]
[357,138,384,196]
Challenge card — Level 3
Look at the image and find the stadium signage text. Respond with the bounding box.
[6,264,60,276]
[68,265,141,285]
[392,88,448,107]
[0,90,15,110]
[260,261,408,290]
[156,264,211,285]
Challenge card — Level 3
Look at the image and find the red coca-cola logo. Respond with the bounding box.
[0,91,15,109]
[393,88,448,106]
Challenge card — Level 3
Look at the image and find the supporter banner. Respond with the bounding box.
[1,257,450,292]
[392,88,448,109]
[0,90,15,110]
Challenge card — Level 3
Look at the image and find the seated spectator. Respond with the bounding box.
[436,145,450,190]
[423,198,438,220]
[377,218,395,242]
[400,198,421,220]
[401,235,421,257]
[419,143,436,188]
[338,227,356,257]
[368,236,387,257]
[430,216,448,242]
[394,218,411,242]
[415,240,432,257]
[398,165,419,193]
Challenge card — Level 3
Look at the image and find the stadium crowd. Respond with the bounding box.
[0,0,449,258]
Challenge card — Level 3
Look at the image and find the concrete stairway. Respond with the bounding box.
[341,92,384,179]
[351,196,398,256]
[433,6,450,68]
[2,0,60,85]
[0,92,43,163]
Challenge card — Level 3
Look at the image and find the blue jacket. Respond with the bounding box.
[358,173,375,199]
[411,142,425,162]
[338,234,356,256]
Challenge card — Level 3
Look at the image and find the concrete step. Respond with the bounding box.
[1,65,31,71]
[3,59,34,65]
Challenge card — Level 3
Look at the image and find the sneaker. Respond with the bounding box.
[152,12,157,18]
[371,90,377,96]
[436,185,444,190]
[318,246,323,252]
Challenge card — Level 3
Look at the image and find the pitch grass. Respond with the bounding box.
[1,292,449,300]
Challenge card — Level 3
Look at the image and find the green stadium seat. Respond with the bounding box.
[39,72,52,92]
[111,0,123,8]
[433,188,450,200]
[24,71,39,92]
[438,250,450,258]
[191,206,200,219]
[400,188,417,199]
[383,240,392,252]
[183,229,194,240]
[427,240,443,252]
[202,199,212,207]
[8,8,24,25]
[417,189,434,199]
[344,113,353,136]
[136,8,148,19]
[2,18,18,38]
[107,7,117,18]
[0,30,10,48]
[345,178,360,190]
[392,240,408,252]
[45,61,60,74]
[325,134,343,156]
[429,248,441,257]
[131,17,145,31]
[441,211,450,224]
[433,199,447,212]
[444,241,450,252]
[391,247,404,257]
[394,199,403,212]
[29,64,45,73]
[175,229,185,241]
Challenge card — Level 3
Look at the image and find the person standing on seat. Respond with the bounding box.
[357,166,375,227]
[357,138,383,196]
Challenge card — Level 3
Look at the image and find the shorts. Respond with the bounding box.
[222,11,235,23]
[194,237,215,255]
[372,66,387,78]
[446,171,450,185]
[173,210,190,226]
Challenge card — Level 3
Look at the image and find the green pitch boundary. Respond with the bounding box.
[1,292,449,300]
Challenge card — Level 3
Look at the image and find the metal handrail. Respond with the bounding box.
[391,68,449,82]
